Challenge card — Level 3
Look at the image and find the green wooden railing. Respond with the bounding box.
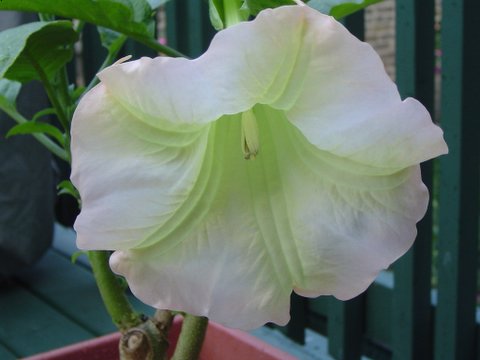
[76,1,478,359]
[393,2,435,359]
[436,1,480,359]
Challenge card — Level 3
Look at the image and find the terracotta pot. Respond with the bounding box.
[23,319,296,360]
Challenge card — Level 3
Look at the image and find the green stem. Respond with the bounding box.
[24,50,70,132]
[223,0,243,27]
[87,250,142,332]
[120,311,173,360]
[56,67,72,119]
[0,104,68,161]
[133,35,187,58]
[54,67,74,162]
[82,35,128,97]
[171,315,208,360]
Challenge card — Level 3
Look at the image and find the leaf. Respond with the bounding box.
[0,79,21,121]
[0,0,155,39]
[6,121,65,146]
[307,0,383,18]
[97,26,125,50]
[330,0,383,18]
[243,0,296,16]
[209,0,225,30]
[57,179,80,199]
[0,21,78,83]
[0,78,21,106]
[32,108,56,122]
[69,85,86,103]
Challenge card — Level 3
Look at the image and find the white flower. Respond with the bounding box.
[71,5,448,330]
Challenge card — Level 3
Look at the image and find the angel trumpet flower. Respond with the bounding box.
[71,5,448,330]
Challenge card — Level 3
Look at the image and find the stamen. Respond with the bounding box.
[241,110,260,160]
[114,55,132,65]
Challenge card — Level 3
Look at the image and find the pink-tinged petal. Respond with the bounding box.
[71,84,211,250]
[71,5,448,330]
[99,6,446,167]
[109,106,434,329]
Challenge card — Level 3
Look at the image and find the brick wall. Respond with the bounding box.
[365,0,396,80]
[365,0,442,81]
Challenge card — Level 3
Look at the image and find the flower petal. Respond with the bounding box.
[71,84,212,250]
[95,6,311,125]
[109,105,431,329]
[71,5,448,330]
[99,6,447,168]
[254,106,427,299]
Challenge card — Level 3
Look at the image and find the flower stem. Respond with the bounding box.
[223,0,243,28]
[87,250,142,332]
[171,315,208,360]
[56,67,73,119]
[54,66,74,162]
[24,50,70,132]
[81,34,128,98]
[120,311,173,360]
[132,35,186,58]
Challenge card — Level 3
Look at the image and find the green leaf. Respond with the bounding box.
[0,81,68,160]
[32,107,56,122]
[6,121,65,146]
[97,26,125,51]
[0,78,21,106]
[209,0,225,30]
[243,0,295,16]
[330,0,382,18]
[307,0,383,19]
[69,85,86,103]
[0,79,21,122]
[0,21,78,83]
[0,0,155,39]
[57,179,80,199]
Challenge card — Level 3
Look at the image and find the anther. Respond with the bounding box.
[241,110,260,160]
